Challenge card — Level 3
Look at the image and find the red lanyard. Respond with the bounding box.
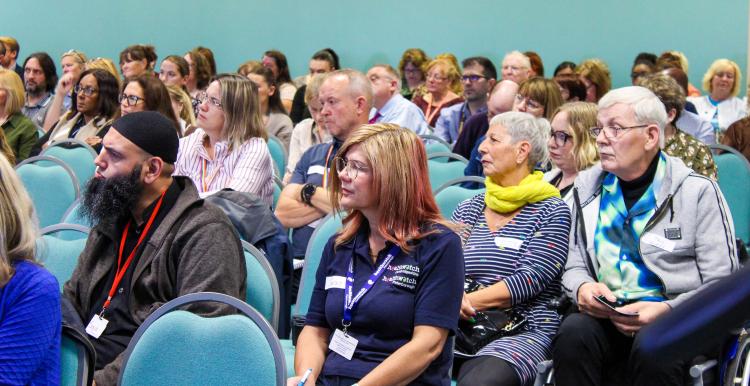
[100,191,166,315]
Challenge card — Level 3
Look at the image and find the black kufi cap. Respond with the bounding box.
[112,111,179,163]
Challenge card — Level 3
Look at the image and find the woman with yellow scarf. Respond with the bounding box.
[451,111,572,386]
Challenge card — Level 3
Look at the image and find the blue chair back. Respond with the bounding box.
[435,184,485,218]
[425,141,452,155]
[712,145,750,244]
[428,160,467,192]
[60,199,93,228]
[427,151,468,164]
[294,213,343,316]
[40,139,97,192]
[37,225,89,291]
[119,292,286,386]
[60,325,95,386]
[268,136,287,177]
[242,240,281,332]
[16,156,80,228]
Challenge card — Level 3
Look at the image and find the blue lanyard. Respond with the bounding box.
[342,244,401,331]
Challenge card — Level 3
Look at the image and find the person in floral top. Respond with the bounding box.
[639,74,717,180]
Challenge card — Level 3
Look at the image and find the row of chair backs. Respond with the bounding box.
[119,292,286,386]
[242,240,282,332]
[40,139,97,192]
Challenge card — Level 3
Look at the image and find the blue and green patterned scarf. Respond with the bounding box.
[594,153,667,301]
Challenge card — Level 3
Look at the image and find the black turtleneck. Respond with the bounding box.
[619,151,660,211]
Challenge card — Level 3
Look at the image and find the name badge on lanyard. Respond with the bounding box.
[328,244,401,360]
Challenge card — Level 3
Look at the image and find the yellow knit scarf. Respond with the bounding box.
[484,171,561,213]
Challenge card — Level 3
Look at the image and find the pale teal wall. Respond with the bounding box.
[4,0,748,92]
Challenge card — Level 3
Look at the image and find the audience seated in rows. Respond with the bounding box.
[366,64,430,135]
[291,123,464,386]
[174,74,274,203]
[63,111,247,385]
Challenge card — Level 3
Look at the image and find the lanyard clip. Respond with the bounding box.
[341,319,351,335]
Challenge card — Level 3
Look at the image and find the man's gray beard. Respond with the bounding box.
[79,165,143,227]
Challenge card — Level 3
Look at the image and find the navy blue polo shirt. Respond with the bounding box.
[305,223,464,385]
[289,138,341,257]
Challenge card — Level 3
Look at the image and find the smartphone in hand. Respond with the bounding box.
[594,295,639,317]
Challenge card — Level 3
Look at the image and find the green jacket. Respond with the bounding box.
[2,112,39,162]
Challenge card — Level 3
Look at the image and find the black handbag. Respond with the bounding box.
[455,277,527,356]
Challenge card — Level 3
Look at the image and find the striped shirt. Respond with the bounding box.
[451,193,571,385]
[174,128,274,205]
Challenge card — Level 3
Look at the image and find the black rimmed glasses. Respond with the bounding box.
[550,130,573,147]
[589,124,649,140]
[119,93,144,106]
[334,157,370,180]
[74,85,98,97]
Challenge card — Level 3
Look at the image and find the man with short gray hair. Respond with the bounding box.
[366,64,430,135]
[553,86,738,386]
[500,51,531,84]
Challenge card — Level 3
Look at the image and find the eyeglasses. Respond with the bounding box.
[426,73,447,81]
[334,157,369,180]
[197,91,223,109]
[550,130,573,147]
[502,65,526,73]
[514,94,543,110]
[74,85,98,97]
[589,124,649,139]
[461,74,486,83]
[119,93,144,106]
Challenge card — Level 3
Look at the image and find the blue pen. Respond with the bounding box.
[298,368,313,386]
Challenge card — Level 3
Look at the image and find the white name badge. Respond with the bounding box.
[85,315,109,339]
[494,237,524,250]
[307,165,326,175]
[642,232,675,252]
[329,329,358,360]
[325,275,346,290]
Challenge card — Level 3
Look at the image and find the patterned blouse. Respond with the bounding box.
[664,129,718,180]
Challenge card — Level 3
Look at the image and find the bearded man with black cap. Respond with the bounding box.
[63,111,246,385]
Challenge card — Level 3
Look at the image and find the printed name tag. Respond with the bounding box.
[642,232,675,252]
[85,315,109,339]
[325,276,346,290]
[494,237,524,250]
[307,165,326,175]
[329,329,358,360]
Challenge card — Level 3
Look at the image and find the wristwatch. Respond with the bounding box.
[301,183,317,205]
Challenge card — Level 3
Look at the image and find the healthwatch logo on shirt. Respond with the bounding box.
[383,264,420,291]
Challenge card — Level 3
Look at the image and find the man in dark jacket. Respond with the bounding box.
[63,111,246,385]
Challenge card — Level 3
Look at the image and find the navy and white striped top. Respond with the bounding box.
[451,193,571,336]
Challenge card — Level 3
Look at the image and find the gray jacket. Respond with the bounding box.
[562,155,738,309]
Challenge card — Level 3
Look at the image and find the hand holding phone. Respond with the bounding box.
[594,295,639,317]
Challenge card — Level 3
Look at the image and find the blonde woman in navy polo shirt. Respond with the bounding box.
[289,123,464,386]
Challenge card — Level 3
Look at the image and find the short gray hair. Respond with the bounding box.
[598,86,667,147]
[490,111,550,169]
[503,51,531,69]
[323,69,373,110]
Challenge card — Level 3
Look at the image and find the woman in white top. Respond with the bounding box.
[283,74,330,184]
[174,74,274,204]
[245,65,294,151]
[544,102,599,205]
[688,59,747,141]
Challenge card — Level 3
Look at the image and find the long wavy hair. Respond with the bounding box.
[0,154,37,286]
[329,123,448,252]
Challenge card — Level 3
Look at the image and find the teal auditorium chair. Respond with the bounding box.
[119,292,286,386]
[242,240,281,332]
[36,224,89,291]
[434,178,486,218]
[60,198,93,228]
[428,151,469,164]
[40,139,97,192]
[424,140,452,156]
[60,325,95,386]
[16,156,80,228]
[710,144,750,246]
[420,134,452,148]
[283,213,343,376]
[428,160,467,192]
[268,135,287,178]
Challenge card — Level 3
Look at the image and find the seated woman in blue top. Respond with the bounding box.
[451,111,571,386]
[0,152,61,385]
[290,123,465,386]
